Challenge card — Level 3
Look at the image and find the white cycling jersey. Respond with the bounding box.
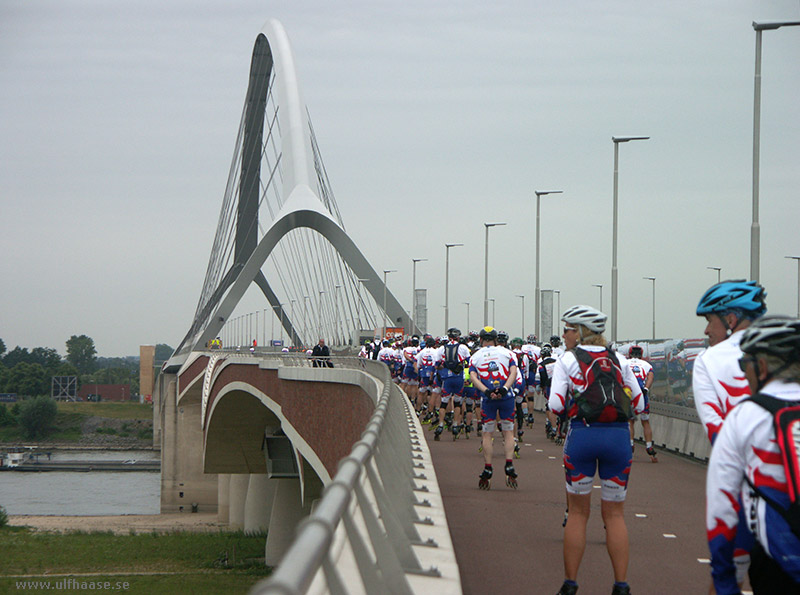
[706,378,800,592]
[692,330,750,445]
[415,346,441,370]
[548,346,644,416]
[521,343,540,367]
[402,345,419,365]
[627,357,653,389]
[435,341,470,366]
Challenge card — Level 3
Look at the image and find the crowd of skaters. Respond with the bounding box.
[355,278,800,595]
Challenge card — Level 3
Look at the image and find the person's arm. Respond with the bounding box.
[548,358,570,414]
[645,369,654,391]
[692,353,724,444]
[706,408,748,594]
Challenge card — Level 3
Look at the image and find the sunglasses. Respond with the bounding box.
[563,326,578,334]
[738,355,756,372]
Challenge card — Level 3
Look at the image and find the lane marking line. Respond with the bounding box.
[663,533,677,539]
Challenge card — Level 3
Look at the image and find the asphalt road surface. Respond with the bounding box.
[424,411,744,595]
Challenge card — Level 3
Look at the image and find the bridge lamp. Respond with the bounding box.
[611,135,649,342]
[445,243,464,331]
[644,276,656,339]
[382,270,397,339]
[751,21,800,281]
[786,256,800,317]
[707,266,721,283]
[412,258,427,334]
[484,223,506,326]
[533,190,562,340]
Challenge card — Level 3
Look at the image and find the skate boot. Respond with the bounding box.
[517,429,525,441]
[556,580,578,595]
[646,445,658,463]
[434,425,443,441]
[527,413,534,427]
[476,425,482,438]
[562,508,569,527]
[514,440,521,459]
[452,424,461,441]
[611,582,631,595]
[464,423,471,440]
[478,467,492,490]
[555,431,564,446]
[504,462,518,489]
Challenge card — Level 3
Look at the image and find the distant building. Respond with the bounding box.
[139,345,156,403]
[78,384,131,402]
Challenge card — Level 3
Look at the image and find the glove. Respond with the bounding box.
[490,386,508,400]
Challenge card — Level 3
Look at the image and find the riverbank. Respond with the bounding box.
[7,513,224,534]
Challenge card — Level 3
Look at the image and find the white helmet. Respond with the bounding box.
[562,305,607,334]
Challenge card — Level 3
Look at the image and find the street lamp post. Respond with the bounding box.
[484,223,507,326]
[412,258,427,335]
[786,256,800,317]
[334,286,342,346]
[303,296,310,347]
[707,266,722,283]
[592,284,603,311]
[463,302,470,331]
[290,299,297,347]
[534,190,563,340]
[752,21,800,282]
[382,269,397,339]
[554,290,561,324]
[445,243,463,331]
[612,135,649,342]
[356,278,369,333]
[644,277,656,339]
[318,291,325,340]
[516,295,525,338]
[489,298,496,327]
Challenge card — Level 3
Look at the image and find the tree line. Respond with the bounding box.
[0,336,174,399]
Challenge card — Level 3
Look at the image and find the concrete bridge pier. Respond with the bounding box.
[228,474,250,529]
[217,474,230,523]
[244,474,275,534]
[265,477,313,566]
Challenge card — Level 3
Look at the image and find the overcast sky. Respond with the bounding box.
[2,0,799,357]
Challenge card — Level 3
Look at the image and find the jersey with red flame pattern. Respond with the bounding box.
[706,379,800,592]
[692,329,750,445]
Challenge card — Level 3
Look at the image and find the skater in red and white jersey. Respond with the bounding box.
[693,279,767,590]
[706,316,800,593]
[626,345,657,461]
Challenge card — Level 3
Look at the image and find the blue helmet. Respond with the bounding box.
[696,280,766,318]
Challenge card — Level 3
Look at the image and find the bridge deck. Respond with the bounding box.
[424,411,733,595]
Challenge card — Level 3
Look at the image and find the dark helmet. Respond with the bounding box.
[479,326,498,342]
[511,337,524,348]
[411,335,420,346]
[550,335,561,347]
[497,331,509,345]
[382,340,390,347]
[540,346,552,358]
[447,327,462,339]
[526,334,536,344]
[696,279,766,318]
[740,315,800,361]
[629,345,643,358]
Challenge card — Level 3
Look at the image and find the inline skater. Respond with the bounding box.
[415,335,440,424]
[511,337,531,442]
[434,328,471,440]
[706,315,800,593]
[549,305,644,595]
[470,327,519,489]
[402,336,421,407]
[693,279,767,589]
[626,345,657,461]
[522,334,541,405]
[551,334,566,358]
[537,345,559,440]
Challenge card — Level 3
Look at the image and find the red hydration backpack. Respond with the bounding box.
[570,348,633,423]
[746,394,800,538]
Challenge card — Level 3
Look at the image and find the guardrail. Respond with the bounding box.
[246,355,459,595]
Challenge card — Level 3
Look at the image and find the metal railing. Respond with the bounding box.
[247,355,449,595]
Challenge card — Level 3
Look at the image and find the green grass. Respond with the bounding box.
[0,528,271,594]
[57,402,153,420]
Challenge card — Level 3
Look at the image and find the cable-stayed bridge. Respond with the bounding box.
[153,19,718,595]
[171,19,417,364]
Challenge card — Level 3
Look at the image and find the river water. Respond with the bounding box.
[2,450,160,516]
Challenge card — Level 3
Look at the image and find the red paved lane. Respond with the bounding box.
[424,411,731,595]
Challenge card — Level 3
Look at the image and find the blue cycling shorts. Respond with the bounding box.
[563,421,632,501]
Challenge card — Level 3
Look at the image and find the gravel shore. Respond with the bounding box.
[8,513,227,534]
